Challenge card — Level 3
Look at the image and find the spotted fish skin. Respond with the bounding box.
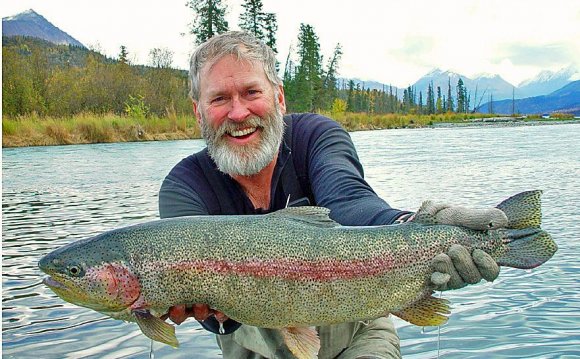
[38,191,557,345]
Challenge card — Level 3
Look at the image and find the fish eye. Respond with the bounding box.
[67,265,85,277]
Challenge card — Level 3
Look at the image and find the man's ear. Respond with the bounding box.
[276,85,286,114]
[192,100,202,125]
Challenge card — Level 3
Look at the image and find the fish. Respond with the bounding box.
[38,190,557,358]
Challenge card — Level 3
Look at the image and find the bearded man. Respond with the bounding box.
[159,31,499,359]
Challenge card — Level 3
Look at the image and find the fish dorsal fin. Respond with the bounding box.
[133,309,179,348]
[280,326,320,359]
[392,293,450,326]
[496,190,543,229]
[271,207,339,228]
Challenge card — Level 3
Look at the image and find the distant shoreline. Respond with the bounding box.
[2,113,578,148]
[431,118,580,129]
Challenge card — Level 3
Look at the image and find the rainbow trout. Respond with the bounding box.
[39,191,556,358]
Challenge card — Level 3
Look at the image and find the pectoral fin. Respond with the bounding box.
[133,309,179,348]
[280,326,320,359]
[392,294,450,326]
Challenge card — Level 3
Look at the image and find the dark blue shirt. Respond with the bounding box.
[159,113,406,225]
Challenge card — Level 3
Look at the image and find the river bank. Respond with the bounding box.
[2,112,576,148]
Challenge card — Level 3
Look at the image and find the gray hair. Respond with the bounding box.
[188,31,281,101]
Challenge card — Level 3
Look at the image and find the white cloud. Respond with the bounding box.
[2,0,579,87]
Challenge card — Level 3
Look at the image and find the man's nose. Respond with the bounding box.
[228,97,250,122]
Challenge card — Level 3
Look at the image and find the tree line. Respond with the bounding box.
[3,0,477,119]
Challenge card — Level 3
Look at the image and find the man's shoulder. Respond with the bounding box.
[165,149,209,183]
[286,112,344,139]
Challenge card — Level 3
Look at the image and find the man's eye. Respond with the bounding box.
[247,90,260,96]
[211,96,226,104]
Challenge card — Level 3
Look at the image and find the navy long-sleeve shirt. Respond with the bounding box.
[159,113,407,225]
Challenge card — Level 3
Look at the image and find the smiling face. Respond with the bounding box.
[194,55,286,176]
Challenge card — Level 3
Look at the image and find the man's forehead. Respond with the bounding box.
[200,55,269,92]
[202,54,259,76]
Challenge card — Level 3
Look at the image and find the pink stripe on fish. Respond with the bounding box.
[167,255,404,281]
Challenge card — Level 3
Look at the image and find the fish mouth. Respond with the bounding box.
[43,276,68,290]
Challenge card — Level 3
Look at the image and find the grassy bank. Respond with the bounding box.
[2,111,547,148]
[2,113,201,147]
[327,112,485,131]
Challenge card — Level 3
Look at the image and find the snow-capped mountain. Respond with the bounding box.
[477,80,580,115]
[413,68,516,102]
[2,9,85,48]
[517,66,578,98]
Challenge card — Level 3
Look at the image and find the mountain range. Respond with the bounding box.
[2,9,85,48]
[3,9,579,116]
[477,80,580,116]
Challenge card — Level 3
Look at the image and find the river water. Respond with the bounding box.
[3,123,579,358]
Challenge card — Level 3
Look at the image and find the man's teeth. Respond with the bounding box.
[229,127,257,137]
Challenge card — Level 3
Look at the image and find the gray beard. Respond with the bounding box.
[200,101,285,177]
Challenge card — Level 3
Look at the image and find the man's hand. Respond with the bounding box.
[402,199,506,291]
[421,200,504,290]
[162,304,229,325]
[430,244,500,291]
[161,304,241,335]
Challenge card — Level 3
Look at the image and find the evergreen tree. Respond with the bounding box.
[426,81,435,114]
[347,79,355,112]
[436,86,443,113]
[446,78,454,112]
[187,0,229,44]
[239,0,265,39]
[118,46,129,64]
[293,24,323,112]
[319,43,342,110]
[456,78,466,113]
[262,13,278,54]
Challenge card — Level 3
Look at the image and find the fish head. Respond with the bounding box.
[38,237,141,315]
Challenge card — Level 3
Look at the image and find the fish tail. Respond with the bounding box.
[494,190,557,269]
[496,190,543,229]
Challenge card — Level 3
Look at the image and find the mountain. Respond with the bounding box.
[517,66,579,98]
[412,68,516,102]
[477,80,580,115]
[338,78,404,97]
[2,9,85,48]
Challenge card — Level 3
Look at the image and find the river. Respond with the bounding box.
[3,123,579,358]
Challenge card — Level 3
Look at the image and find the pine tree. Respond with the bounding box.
[294,24,323,112]
[319,43,342,110]
[347,80,355,112]
[187,0,229,44]
[262,13,278,54]
[239,0,265,39]
[446,78,454,112]
[436,86,443,113]
[456,78,465,113]
[118,46,129,64]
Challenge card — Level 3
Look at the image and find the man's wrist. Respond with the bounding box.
[393,212,414,224]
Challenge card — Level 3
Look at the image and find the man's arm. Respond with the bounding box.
[301,116,409,226]
[159,169,209,218]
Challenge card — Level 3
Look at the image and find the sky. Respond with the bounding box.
[2,0,579,87]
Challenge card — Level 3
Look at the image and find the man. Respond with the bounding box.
[159,31,500,359]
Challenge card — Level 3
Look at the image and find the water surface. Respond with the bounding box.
[3,123,579,358]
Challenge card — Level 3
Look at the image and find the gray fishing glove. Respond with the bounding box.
[409,201,508,291]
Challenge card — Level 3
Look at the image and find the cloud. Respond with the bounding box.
[494,42,578,68]
[389,35,436,67]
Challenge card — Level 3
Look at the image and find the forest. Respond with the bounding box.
[2,0,490,147]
